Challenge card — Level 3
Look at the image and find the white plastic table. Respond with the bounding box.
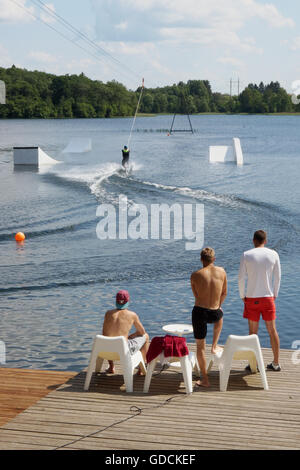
[162,323,193,337]
[160,323,195,371]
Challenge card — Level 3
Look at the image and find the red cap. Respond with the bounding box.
[116,290,130,305]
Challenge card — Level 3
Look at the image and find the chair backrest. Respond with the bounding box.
[94,334,129,361]
[223,334,260,354]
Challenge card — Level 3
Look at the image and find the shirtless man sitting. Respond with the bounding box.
[102,290,149,374]
[191,247,227,387]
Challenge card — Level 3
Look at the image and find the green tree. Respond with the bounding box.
[0,65,297,118]
[140,93,154,113]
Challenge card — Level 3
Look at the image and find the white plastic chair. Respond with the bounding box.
[84,334,146,393]
[207,334,269,392]
[143,351,199,394]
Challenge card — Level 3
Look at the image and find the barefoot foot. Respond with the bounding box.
[195,379,210,388]
[211,345,223,355]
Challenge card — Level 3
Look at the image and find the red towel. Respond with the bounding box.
[146,335,189,363]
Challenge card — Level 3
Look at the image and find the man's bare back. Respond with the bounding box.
[102,291,149,374]
[191,248,227,388]
[191,265,227,310]
[102,308,145,340]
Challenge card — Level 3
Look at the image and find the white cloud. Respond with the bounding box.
[89,0,294,88]
[0,0,34,23]
[40,2,56,25]
[90,0,294,45]
[148,57,172,76]
[99,41,156,56]
[65,57,97,73]
[289,37,300,51]
[0,43,12,67]
[115,22,128,31]
[161,27,262,54]
[29,50,58,63]
[88,0,292,82]
[217,56,244,68]
[252,2,294,28]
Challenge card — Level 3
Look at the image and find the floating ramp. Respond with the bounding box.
[209,138,244,165]
[13,147,60,166]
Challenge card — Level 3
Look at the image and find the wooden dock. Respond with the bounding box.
[0,345,299,450]
[0,368,77,428]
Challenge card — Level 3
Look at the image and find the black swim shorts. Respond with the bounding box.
[192,305,223,340]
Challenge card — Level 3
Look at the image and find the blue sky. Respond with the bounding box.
[0,0,300,93]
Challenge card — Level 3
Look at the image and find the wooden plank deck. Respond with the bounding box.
[0,368,77,427]
[0,345,299,450]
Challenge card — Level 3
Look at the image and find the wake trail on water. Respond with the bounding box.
[110,174,283,213]
[43,160,300,244]
[106,174,300,242]
[49,161,143,206]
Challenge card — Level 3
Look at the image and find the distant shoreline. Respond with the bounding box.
[1,112,300,120]
[138,112,300,117]
[1,67,298,118]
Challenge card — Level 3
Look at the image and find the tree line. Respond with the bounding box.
[0,65,298,119]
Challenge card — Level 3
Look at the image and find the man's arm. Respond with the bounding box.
[190,273,198,299]
[273,254,281,298]
[128,312,146,339]
[238,254,247,299]
[219,271,227,308]
[102,311,109,336]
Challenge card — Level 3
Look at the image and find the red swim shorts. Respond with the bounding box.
[243,297,276,322]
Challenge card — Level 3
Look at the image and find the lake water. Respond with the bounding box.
[0,115,299,371]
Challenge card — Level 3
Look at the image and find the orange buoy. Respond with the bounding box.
[15,232,26,242]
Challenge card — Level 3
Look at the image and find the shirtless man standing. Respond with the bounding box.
[191,247,227,387]
[102,290,149,374]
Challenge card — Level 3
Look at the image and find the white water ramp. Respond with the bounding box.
[209,138,244,165]
[62,138,92,154]
[209,145,235,163]
[233,137,243,165]
[13,147,59,166]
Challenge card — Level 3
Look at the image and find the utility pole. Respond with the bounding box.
[230,78,240,97]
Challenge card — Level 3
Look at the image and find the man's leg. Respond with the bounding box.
[248,319,259,335]
[245,320,259,371]
[140,333,149,363]
[195,338,210,387]
[137,333,149,375]
[265,320,280,365]
[106,360,115,374]
[211,317,223,354]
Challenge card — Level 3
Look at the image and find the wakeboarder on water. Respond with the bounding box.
[122,145,130,169]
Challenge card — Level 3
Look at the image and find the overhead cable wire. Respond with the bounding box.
[8,0,141,85]
[29,0,141,82]
[127,77,144,148]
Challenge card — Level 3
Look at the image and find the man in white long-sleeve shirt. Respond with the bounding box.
[239,230,281,371]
